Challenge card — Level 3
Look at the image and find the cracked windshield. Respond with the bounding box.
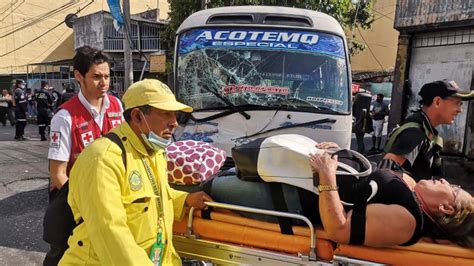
[177,28,350,113]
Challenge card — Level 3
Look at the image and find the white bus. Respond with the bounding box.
[173,6,352,155]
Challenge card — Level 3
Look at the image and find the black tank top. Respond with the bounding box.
[299,169,424,246]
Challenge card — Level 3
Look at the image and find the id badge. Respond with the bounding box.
[149,232,164,266]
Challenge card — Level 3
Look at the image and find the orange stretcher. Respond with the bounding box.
[173,202,474,265]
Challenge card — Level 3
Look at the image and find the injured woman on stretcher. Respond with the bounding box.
[169,135,474,250]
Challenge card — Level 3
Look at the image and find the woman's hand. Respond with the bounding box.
[309,153,338,178]
[316,142,340,150]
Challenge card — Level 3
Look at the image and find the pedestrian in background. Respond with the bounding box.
[6,89,15,126]
[380,79,474,181]
[0,89,11,126]
[352,92,372,154]
[43,46,123,266]
[12,79,28,140]
[26,87,37,119]
[60,79,212,265]
[369,93,389,152]
[35,81,54,141]
[60,83,76,105]
[50,86,62,112]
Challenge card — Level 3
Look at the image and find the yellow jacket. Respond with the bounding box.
[60,122,188,265]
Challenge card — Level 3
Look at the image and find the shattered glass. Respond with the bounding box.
[177,34,349,114]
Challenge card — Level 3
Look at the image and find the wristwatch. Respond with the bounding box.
[318,184,339,192]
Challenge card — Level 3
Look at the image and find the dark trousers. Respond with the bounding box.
[43,183,73,266]
[43,244,68,266]
[0,106,7,125]
[355,131,366,154]
[7,107,15,126]
[37,108,51,136]
[14,109,27,137]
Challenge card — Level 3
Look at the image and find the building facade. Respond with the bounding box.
[0,0,169,88]
[391,0,474,159]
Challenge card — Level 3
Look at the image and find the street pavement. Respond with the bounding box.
[0,123,49,265]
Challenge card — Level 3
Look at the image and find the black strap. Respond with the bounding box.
[201,206,213,220]
[200,180,215,220]
[269,183,294,235]
[104,132,126,169]
[349,179,369,245]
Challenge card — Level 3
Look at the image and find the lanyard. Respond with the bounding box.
[141,157,165,224]
[142,157,166,266]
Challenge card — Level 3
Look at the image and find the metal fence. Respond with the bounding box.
[413,28,474,48]
[103,17,160,52]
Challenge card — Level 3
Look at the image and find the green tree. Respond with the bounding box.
[162,0,374,70]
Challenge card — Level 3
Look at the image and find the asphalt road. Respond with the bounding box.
[0,188,49,253]
[0,122,50,263]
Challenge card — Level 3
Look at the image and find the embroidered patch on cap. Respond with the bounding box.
[128,170,142,191]
[50,131,61,148]
[448,80,460,90]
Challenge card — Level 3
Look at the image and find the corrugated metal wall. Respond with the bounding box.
[395,0,474,28]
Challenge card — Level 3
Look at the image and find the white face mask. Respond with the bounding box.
[139,112,172,151]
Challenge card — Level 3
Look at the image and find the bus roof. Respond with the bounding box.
[176,6,345,37]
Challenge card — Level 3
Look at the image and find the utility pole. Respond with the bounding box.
[123,0,133,90]
[201,0,209,10]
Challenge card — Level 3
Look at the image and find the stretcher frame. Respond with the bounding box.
[174,202,386,265]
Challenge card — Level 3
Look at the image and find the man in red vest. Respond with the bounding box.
[43,46,123,265]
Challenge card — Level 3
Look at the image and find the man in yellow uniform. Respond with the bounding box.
[60,79,212,265]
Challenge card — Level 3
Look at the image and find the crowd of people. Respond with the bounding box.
[352,91,390,155]
[32,45,473,266]
[0,79,78,141]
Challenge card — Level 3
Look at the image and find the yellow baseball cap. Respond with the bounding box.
[122,79,193,112]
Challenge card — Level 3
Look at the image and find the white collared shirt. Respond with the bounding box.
[48,91,124,162]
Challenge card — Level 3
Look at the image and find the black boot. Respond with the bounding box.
[369,136,377,152]
[375,137,382,152]
[41,135,47,141]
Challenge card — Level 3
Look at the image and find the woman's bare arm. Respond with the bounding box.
[310,153,417,246]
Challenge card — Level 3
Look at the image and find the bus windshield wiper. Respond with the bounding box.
[190,104,272,122]
[235,118,337,140]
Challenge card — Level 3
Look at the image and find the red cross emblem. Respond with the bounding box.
[111,119,121,128]
[81,131,94,147]
[51,133,59,142]
[50,131,61,148]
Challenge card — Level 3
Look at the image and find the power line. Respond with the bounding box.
[0,0,94,58]
[0,2,75,32]
[0,1,80,38]
[17,9,48,50]
[0,0,25,22]
[370,6,395,22]
[0,2,76,31]
[0,0,19,16]
[350,0,360,38]
[0,21,63,58]
[0,1,15,16]
[356,25,385,72]
[29,28,71,64]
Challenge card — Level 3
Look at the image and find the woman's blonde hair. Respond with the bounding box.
[438,197,474,248]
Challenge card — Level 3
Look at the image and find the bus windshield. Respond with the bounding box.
[176,28,350,113]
